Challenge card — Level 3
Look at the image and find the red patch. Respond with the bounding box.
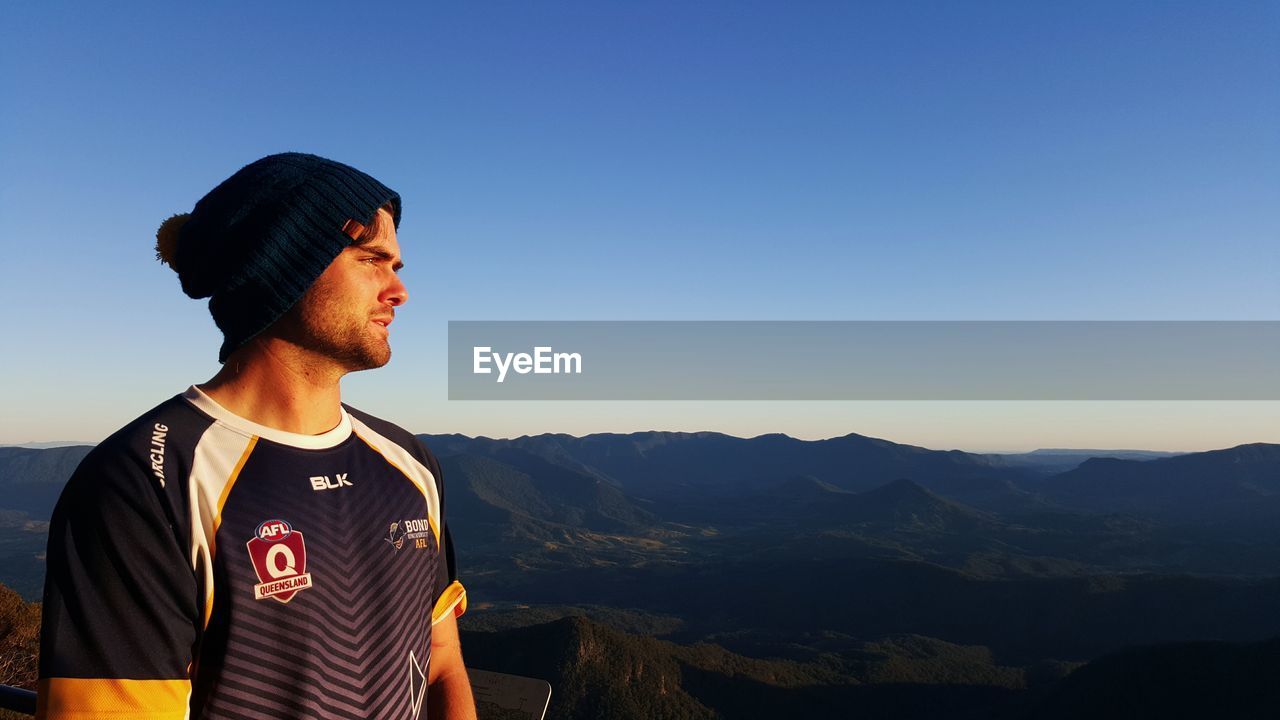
[246,519,313,603]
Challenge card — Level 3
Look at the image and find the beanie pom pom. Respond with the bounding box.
[155,213,190,270]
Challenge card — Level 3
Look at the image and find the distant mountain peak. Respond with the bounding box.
[843,478,990,531]
[1038,441,1280,520]
[1214,442,1280,458]
[1030,448,1170,456]
[0,441,94,449]
[864,477,935,499]
[1076,456,1141,469]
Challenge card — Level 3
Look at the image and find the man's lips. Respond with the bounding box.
[371,315,394,329]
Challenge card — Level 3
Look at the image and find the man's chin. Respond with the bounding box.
[331,339,392,374]
[349,350,391,372]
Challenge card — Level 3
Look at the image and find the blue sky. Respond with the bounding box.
[1,1,1276,450]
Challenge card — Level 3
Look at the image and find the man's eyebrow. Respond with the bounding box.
[356,245,405,270]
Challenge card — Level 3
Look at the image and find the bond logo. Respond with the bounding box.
[246,519,313,603]
[385,521,408,551]
[385,518,433,552]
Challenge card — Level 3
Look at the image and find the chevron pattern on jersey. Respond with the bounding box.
[195,435,439,720]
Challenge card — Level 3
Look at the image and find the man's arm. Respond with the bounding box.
[38,443,198,719]
[427,611,476,720]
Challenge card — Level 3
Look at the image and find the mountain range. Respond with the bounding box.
[3,431,1278,718]
[459,613,1280,720]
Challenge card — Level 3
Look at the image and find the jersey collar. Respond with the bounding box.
[182,385,353,450]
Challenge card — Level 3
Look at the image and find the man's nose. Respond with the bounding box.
[384,273,408,306]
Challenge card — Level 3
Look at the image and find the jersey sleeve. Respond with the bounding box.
[423,443,467,625]
[38,442,198,719]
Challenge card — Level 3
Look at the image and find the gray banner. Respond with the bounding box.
[447,321,1280,400]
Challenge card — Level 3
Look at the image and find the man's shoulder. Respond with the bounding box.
[342,404,415,445]
[92,393,212,460]
[58,392,212,509]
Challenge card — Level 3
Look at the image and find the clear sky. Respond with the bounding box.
[1,1,1276,451]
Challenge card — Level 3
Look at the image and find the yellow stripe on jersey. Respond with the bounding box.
[37,677,190,719]
[203,435,258,630]
[213,436,258,537]
[431,580,468,624]
[351,427,442,547]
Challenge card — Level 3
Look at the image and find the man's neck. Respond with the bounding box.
[199,340,346,436]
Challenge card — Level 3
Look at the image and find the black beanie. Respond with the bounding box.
[155,153,401,363]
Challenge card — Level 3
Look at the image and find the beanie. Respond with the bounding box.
[154,152,401,363]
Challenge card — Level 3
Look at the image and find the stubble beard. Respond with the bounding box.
[277,296,392,375]
[315,316,391,373]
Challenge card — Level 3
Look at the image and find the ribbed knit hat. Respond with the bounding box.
[155,152,401,362]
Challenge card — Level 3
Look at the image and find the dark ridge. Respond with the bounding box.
[0,445,93,519]
[1009,636,1280,719]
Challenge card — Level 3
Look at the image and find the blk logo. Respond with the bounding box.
[310,473,353,491]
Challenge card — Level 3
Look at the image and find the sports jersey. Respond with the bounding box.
[37,386,466,720]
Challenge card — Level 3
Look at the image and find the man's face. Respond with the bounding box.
[275,208,407,372]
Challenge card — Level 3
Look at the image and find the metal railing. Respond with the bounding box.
[0,684,36,716]
[0,670,550,719]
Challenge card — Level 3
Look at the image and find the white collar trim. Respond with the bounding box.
[183,385,352,450]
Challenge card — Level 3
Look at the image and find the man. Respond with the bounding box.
[38,153,476,720]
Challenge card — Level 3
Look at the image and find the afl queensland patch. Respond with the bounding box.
[246,519,313,603]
